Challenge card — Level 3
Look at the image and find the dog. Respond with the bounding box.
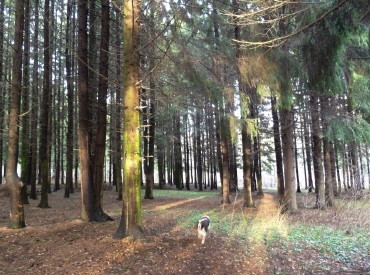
[197,215,211,244]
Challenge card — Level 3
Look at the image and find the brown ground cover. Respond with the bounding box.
[0,185,370,275]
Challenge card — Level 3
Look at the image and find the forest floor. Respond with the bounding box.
[1,184,370,275]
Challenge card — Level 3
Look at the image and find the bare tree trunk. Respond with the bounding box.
[303,106,314,193]
[38,0,51,208]
[78,0,98,221]
[28,0,40,200]
[280,107,298,213]
[221,116,231,204]
[0,0,4,180]
[271,96,284,204]
[294,126,301,193]
[196,109,203,191]
[6,0,26,228]
[20,0,30,204]
[321,96,334,206]
[92,0,111,216]
[311,93,326,209]
[64,0,74,198]
[114,0,144,240]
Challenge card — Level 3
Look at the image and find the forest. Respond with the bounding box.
[1,0,370,273]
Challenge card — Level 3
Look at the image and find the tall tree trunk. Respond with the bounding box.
[271,96,284,204]
[114,8,123,199]
[0,0,4,180]
[114,0,143,240]
[294,127,301,193]
[184,115,190,190]
[321,96,334,206]
[196,109,203,191]
[241,108,253,207]
[6,0,26,228]
[38,0,51,208]
[252,104,263,196]
[91,0,112,220]
[221,116,231,204]
[311,94,325,209]
[280,107,298,213]
[64,0,74,198]
[20,0,30,204]
[78,0,101,221]
[303,107,314,193]
[144,5,156,197]
[29,0,40,200]
[173,114,183,190]
[347,89,360,193]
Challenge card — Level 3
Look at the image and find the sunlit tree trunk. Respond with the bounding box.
[6,0,25,229]
[221,115,231,204]
[114,0,144,240]
[280,107,298,213]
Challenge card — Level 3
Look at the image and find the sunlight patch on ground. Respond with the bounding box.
[150,196,207,211]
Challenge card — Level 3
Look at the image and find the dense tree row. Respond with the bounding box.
[1,0,370,238]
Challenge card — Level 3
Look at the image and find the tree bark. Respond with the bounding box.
[6,0,26,229]
[78,0,109,222]
[310,94,326,209]
[64,0,74,198]
[271,97,285,204]
[37,0,51,209]
[92,0,111,213]
[114,0,144,240]
[321,96,334,206]
[280,107,298,213]
[221,116,231,204]
[197,110,204,191]
[0,0,4,180]
[303,107,314,193]
[20,0,30,204]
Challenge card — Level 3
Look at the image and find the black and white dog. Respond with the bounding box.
[197,215,211,244]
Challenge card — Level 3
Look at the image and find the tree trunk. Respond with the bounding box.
[114,0,144,240]
[64,0,73,198]
[310,94,326,209]
[241,112,254,207]
[20,0,30,204]
[173,114,183,190]
[303,107,314,193]
[221,116,231,204]
[196,109,203,191]
[321,96,334,206]
[6,0,26,229]
[280,107,298,213]
[92,0,111,215]
[0,0,4,180]
[271,96,284,204]
[78,0,107,222]
[28,0,40,200]
[294,127,301,193]
[38,0,51,208]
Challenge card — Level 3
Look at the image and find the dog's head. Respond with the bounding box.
[198,216,210,231]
